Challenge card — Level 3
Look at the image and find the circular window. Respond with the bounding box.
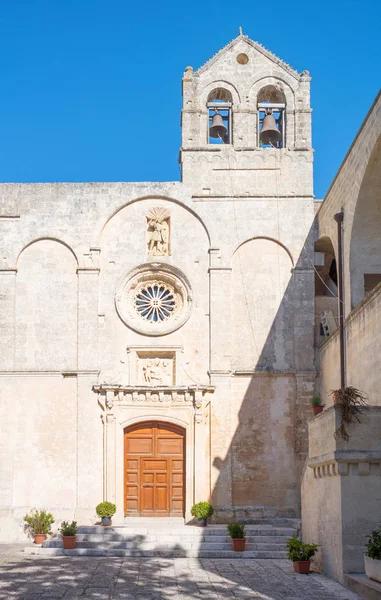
[237,53,249,64]
[134,282,177,322]
[116,264,192,336]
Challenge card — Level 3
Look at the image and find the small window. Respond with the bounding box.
[364,274,381,295]
[207,88,232,145]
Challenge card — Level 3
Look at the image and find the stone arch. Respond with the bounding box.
[207,88,233,103]
[100,195,211,246]
[249,77,295,110]
[15,239,78,370]
[350,134,381,308]
[257,84,286,104]
[121,414,189,430]
[200,80,241,106]
[231,237,294,371]
[16,237,78,267]
[233,236,294,266]
[99,197,210,375]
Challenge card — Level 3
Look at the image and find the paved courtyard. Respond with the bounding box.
[0,547,361,600]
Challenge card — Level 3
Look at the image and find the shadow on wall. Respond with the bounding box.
[210,227,315,520]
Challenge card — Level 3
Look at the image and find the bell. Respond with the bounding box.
[209,111,228,139]
[260,111,281,145]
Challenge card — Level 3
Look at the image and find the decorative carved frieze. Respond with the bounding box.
[94,384,214,423]
[308,451,381,478]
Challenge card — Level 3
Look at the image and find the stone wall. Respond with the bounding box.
[319,281,381,407]
[302,406,381,582]
[317,91,381,314]
[0,33,316,540]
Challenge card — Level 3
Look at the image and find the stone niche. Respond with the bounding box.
[127,346,182,386]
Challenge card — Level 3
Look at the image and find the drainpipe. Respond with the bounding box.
[334,211,345,389]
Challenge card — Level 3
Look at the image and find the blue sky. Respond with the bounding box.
[0,0,379,198]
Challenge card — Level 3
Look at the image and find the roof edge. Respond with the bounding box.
[196,34,301,79]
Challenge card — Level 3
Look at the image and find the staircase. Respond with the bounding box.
[25,519,299,558]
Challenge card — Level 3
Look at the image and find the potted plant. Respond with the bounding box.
[286,535,319,574]
[310,394,324,416]
[227,523,246,552]
[365,524,381,583]
[59,521,78,550]
[95,501,116,526]
[190,501,214,527]
[24,509,54,545]
[331,386,368,440]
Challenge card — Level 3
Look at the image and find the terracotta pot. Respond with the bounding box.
[62,536,76,550]
[312,405,324,416]
[231,538,246,552]
[34,534,47,545]
[293,561,311,574]
[101,516,112,526]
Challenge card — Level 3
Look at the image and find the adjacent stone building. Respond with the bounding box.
[302,90,381,582]
[0,33,316,540]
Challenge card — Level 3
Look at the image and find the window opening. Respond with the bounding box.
[134,282,177,323]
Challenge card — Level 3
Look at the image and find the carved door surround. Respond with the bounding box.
[94,383,214,521]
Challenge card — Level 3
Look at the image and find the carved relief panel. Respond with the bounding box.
[147,207,170,256]
[137,351,175,385]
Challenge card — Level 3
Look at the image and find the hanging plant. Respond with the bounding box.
[331,386,368,441]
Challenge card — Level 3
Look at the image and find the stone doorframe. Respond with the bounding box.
[93,384,214,522]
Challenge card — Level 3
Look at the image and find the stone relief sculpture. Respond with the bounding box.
[139,356,174,385]
[147,207,170,256]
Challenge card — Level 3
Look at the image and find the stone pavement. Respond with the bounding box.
[0,547,361,600]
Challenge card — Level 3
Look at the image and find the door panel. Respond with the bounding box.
[125,421,185,517]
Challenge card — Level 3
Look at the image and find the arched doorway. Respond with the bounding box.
[124,421,185,517]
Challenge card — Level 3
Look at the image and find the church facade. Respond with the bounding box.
[0,34,316,540]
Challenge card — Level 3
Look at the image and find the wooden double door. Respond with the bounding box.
[124,421,185,517]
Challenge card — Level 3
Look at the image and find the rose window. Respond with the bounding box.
[116,264,192,336]
[135,283,177,322]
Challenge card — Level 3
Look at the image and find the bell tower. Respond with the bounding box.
[179,33,313,198]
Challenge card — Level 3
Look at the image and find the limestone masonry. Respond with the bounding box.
[0,33,322,542]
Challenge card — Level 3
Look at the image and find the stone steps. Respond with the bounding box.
[25,547,289,558]
[25,522,297,558]
[43,540,287,551]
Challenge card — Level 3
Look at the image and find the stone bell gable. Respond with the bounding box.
[180,33,313,198]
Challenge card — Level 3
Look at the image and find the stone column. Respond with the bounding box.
[77,264,99,371]
[209,253,233,518]
[104,391,116,503]
[193,391,209,503]
[0,269,17,369]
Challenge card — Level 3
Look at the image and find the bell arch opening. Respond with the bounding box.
[257,85,286,149]
[207,88,233,145]
[124,421,185,517]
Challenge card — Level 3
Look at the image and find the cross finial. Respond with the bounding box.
[239,26,243,35]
